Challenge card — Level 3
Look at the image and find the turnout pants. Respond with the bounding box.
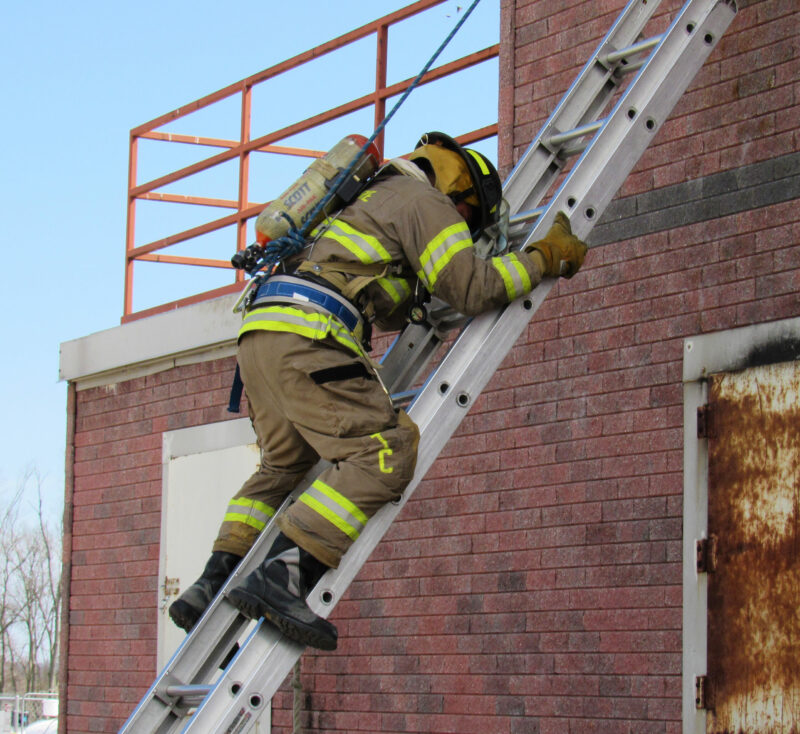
[212,330,419,568]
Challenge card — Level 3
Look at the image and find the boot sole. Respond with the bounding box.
[228,587,337,651]
[169,599,201,633]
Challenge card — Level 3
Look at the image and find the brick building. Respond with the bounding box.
[58,0,798,732]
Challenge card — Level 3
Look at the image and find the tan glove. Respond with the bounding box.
[525,212,588,279]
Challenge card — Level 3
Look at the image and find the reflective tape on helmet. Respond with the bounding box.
[299,479,368,541]
[492,253,532,300]
[416,220,472,291]
[466,148,491,176]
[239,305,363,355]
[223,497,276,532]
[321,219,392,264]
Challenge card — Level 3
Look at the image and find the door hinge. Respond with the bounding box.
[163,576,180,597]
[696,535,718,574]
[697,404,716,439]
[695,675,710,710]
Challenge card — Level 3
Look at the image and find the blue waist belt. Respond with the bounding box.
[250,274,363,333]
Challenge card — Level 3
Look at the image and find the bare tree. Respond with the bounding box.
[0,483,24,692]
[0,468,62,693]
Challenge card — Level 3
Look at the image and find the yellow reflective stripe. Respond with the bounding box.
[230,497,276,518]
[416,221,472,290]
[300,494,359,540]
[222,512,267,532]
[299,479,368,541]
[223,497,276,532]
[467,148,490,175]
[240,306,329,340]
[376,276,411,307]
[492,253,532,300]
[312,479,368,525]
[321,219,391,264]
[239,306,362,356]
[223,512,267,531]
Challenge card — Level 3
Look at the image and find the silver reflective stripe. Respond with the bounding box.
[321,220,392,264]
[241,307,329,334]
[302,481,367,540]
[417,222,472,289]
[223,497,275,532]
[492,253,532,300]
[239,306,363,356]
[377,276,412,308]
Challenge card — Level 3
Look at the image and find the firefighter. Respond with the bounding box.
[169,132,588,650]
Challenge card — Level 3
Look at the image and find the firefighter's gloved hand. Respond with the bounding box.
[525,212,587,279]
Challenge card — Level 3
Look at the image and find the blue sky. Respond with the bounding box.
[0,1,499,519]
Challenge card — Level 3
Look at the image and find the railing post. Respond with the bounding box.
[374,22,388,158]
[124,133,138,318]
[236,83,253,283]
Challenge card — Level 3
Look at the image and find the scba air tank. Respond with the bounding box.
[254,134,381,245]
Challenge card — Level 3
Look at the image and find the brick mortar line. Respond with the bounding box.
[590,151,800,247]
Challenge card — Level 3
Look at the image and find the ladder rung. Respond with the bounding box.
[547,120,604,148]
[616,58,648,76]
[391,389,419,407]
[509,206,545,228]
[165,684,212,703]
[543,35,665,158]
[561,141,591,158]
[604,34,663,65]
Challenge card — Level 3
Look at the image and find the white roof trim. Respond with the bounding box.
[59,294,241,384]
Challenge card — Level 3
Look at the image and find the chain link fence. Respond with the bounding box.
[0,693,57,734]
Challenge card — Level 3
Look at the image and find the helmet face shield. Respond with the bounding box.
[412,131,503,239]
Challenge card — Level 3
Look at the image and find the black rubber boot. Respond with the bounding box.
[227,534,337,651]
[169,551,242,632]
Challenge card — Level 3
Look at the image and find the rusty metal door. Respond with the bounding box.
[704,360,799,733]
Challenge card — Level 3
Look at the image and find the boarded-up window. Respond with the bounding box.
[705,360,799,733]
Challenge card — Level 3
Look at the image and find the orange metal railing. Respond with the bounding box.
[124,0,498,322]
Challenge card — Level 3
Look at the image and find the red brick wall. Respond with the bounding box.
[500,0,797,181]
[62,0,798,732]
[63,357,236,732]
[293,203,797,734]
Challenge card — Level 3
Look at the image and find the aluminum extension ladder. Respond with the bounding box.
[119,0,737,730]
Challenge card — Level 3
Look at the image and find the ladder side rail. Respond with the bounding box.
[183,621,303,731]
[184,620,304,733]
[122,485,314,733]
[372,5,672,404]
[119,545,282,732]
[185,303,545,734]
[379,322,445,392]
[396,0,739,487]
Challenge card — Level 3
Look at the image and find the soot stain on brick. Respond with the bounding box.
[741,335,800,370]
